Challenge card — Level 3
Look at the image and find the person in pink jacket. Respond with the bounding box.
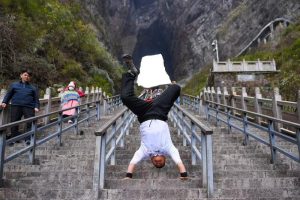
[61,81,80,123]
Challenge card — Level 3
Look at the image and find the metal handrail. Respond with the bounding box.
[103,95,122,114]
[0,100,102,186]
[170,103,214,198]
[205,100,300,163]
[93,107,135,194]
[182,94,201,113]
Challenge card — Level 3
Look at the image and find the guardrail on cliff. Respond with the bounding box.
[183,87,300,130]
[236,18,292,57]
[182,87,300,164]
[0,86,105,126]
[93,107,135,197]
[0,86,123,126]
[170,103,214,198]
[0,99,102,187]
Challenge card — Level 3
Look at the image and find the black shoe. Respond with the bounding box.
[122,54,140,76]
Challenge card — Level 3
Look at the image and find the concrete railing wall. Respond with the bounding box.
[203,87,300,132]
[213,59,277,72]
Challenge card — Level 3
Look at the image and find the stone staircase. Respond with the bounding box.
[1,110,300,199]
[99,121,207,199]
[0,115,111,200]
[100,116,300,199]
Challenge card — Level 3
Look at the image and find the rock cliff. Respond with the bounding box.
[80,0,300,82]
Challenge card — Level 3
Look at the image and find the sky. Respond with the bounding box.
[137,54,171,88]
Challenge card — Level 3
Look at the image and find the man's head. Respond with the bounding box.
[20,69,32,83]
[151,155,166,168]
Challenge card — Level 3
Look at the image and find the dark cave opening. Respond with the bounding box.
[132,20,174,80]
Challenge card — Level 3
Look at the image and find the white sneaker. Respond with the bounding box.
[68,120,73,124]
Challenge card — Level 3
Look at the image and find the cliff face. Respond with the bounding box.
[81,0,300,82]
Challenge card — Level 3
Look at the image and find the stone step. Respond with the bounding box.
[214,177,300,189]
[105,169,202,179]
[4,163,93,173]
[105,178,202,189]
[213,187,300,199]
[99,188,208,199]
[214,169,300,179]
[4,171,94,179]
[4,175,93,189]
[105,164,202,174]
[215,163,292,171]
[0,188,97,200]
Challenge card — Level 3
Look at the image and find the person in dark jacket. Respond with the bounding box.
[1,69,40,145]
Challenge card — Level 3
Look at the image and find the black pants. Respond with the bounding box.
[9,105,35,140]
[120,73,180,123]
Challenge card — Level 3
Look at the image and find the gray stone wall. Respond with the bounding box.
[213,72,276,89]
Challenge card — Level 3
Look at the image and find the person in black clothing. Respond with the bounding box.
[121,55,187,180]
[1,69,40,145]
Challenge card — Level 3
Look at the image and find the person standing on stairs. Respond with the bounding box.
[1,69,40,145]
[120,54,188,180]
[61,81,80,124]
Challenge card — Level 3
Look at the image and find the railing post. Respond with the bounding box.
[297,90,300,123]
[223,87,228,112]
[241,87,248,111]
[103,93,107,115]
[211,87,216,103]
[44,87,52,124]
[254,87,263,124]
[0,89,9,126]
[57,112,63,146]
[296,128,300,161]
[267,119,277,164]
[183,114,187,146]
[93,131,107,192]
[96,100,101,121]
[272,88,283,131]
[85,87,90,110]
[191,122,196,165]
[199,92,203,115]
[216,87,221,105]
[91,86,95,105]
[203,88,209,120]
[110,122,116,165]
[86,101,91,127]
[216,87,221,126]
[74,107,79,135]
[177,110,182,136]
[0,131,5,187]
[120,114,125,148]
[99,88,103,103]
[242,112,249,146]
[29,120,37,164]
[95,87,99,102]
[99,88,103,113]
[206,133,214,198]
[227,108,232,134]
[201,134,207,188]
[0,89,5,102]
[230,87,237,116]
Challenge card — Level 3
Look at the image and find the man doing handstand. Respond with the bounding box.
[120,54,188,180]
